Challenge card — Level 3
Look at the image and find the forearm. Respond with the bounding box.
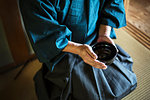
[97,24,116,46]
[62,41,81,54]
[99,24,111,37]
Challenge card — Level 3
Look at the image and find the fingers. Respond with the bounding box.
[88,59,107,69]
[79,45,107,69]
[84,44,98,59]
[84,56,107,69]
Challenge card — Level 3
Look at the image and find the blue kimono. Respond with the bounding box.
[19,0,137,100]
[19,0,126,69]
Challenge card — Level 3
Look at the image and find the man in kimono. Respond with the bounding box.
[19,0,128,99]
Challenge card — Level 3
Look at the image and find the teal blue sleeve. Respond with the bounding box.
[100,0,126,38]
[19,0,72,63]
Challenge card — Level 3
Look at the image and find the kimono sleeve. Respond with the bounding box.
[100,0,126,28]
[19,0,72,63]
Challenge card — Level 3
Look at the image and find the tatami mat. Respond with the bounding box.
[114,29,150,100]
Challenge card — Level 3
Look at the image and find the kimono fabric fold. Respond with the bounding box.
[34,45,137,100]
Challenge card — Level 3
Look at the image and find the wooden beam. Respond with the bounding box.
[124,0,130,20]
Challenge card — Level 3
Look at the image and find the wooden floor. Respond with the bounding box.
[127,0,150,37]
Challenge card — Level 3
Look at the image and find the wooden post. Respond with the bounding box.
[124,0,130,20]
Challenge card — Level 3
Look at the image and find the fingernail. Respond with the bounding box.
[95,55,98,59]
[102,65,107,69]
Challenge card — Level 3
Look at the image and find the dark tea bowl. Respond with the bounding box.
[92,42,118,65]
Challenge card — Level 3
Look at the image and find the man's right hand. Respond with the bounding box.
[62,41,107,69]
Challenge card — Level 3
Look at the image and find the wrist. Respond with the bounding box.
[99,25,111,37]
[62,41,82,55]
[99,33,110,37]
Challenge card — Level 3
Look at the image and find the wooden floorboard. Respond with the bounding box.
[127,0,150,37]
[124,0,150,50]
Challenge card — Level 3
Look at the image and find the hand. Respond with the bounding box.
[97,36,118,52]
[97,35,115,45]
[63,41,107,69]
[77,44,107,69]
[98,24,118,52]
